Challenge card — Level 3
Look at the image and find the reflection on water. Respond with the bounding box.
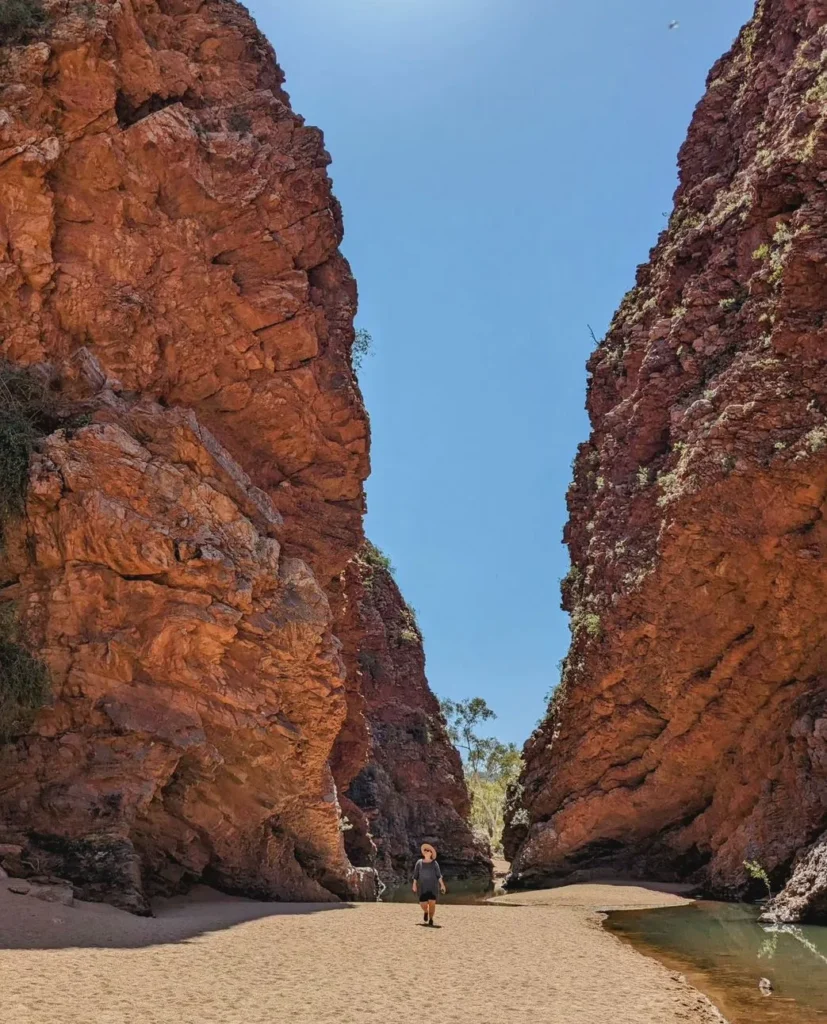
[604,901,827,1023]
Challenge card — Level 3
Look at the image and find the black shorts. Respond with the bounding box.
[419,890,438,902]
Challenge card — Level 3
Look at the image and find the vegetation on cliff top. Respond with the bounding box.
[361,540,395,576]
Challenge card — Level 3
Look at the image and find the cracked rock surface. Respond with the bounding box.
[0,0,376,910]
[0,363,368,911]
[505,0,827,918]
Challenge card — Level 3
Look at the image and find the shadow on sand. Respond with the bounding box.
[0,881,353,951]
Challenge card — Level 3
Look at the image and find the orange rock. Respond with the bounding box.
[0,362,369,911]
[0,0,368,584]
[0,0,374,910]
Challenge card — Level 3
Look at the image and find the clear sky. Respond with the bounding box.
[247,0,756,747]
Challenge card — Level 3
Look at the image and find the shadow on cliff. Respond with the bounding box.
[0,883,354,950]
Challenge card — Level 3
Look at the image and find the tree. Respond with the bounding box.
[440,697,496,775]
[439,697,522,853]
[352,328,373,372]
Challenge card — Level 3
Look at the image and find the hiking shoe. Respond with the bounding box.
[428,918,434,926]
[423,911,428,923]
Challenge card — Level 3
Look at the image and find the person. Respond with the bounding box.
[412,842,446,926]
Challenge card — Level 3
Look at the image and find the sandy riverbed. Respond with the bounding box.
[0,879,726,1024]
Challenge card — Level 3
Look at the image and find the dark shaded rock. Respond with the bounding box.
[8,876,74,907]
[342,555,491,887]
[21,833,147,914]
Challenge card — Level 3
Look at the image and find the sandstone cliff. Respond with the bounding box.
[505,0,827,921]
[0,0,377,911]
[342,550,491,887]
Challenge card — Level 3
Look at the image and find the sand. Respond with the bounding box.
[0,879,727,1024]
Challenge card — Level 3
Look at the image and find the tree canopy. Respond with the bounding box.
[439,696,522,854]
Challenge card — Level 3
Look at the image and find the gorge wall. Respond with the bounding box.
[505,0,827,922]
[0,0,484,911]
[341,550,490,887]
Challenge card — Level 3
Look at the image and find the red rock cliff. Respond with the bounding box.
[505,0,827,921]
[0,0,374,911]
[341,552,491,887]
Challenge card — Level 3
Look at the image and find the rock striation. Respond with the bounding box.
[343,551,491,887]
[505,0,827,920]
[0,0,382,911]
[0,354,375,911]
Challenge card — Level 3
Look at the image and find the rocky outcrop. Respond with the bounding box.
[762,829,827,923]
[343,552,491,887]
[505,0,827,919]
[0,0,375,910]
[0,0,367,582]
[0,356,374,911]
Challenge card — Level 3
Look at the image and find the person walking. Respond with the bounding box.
[412,842,446,926]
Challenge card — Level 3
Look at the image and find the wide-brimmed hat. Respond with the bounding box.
[420,842,437,858]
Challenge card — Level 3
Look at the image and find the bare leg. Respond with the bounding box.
[428,899,437,923]
[419,900,429,922]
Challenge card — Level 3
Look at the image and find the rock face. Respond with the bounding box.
[0,0,367,582]
[505,0,827,919]
[0,357,373,911]
[343,553,491,887]
[762,829,827,923]
[0,0,379,910]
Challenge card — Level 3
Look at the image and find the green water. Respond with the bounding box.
[605,901,827,1023]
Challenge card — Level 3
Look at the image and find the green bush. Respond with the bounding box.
[0,604,50,743]
[0,366,54,742]
[0,363,54,533]
[572,609,602,639]
[227,111,252,134]
[361,540,395,576]
[352,328,374,372]
[561,564,581,588]
[0,413,38,526]
[398,605,420,643]
[0,0,47,44]
[744,859,772,900]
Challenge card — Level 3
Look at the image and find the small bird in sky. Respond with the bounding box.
[668,20,680,30]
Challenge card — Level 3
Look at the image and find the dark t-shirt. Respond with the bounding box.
[413,858,442,896]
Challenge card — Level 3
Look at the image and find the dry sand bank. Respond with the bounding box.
[0,880,726,1024]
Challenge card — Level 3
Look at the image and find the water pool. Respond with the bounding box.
[604,900,827,1023]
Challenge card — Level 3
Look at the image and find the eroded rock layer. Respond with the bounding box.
[0,0,373,910]
[0,0,368,581]
[505,0,827,918]
[343,555,491,887]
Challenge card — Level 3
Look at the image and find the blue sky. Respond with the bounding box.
[248,0,755,747]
